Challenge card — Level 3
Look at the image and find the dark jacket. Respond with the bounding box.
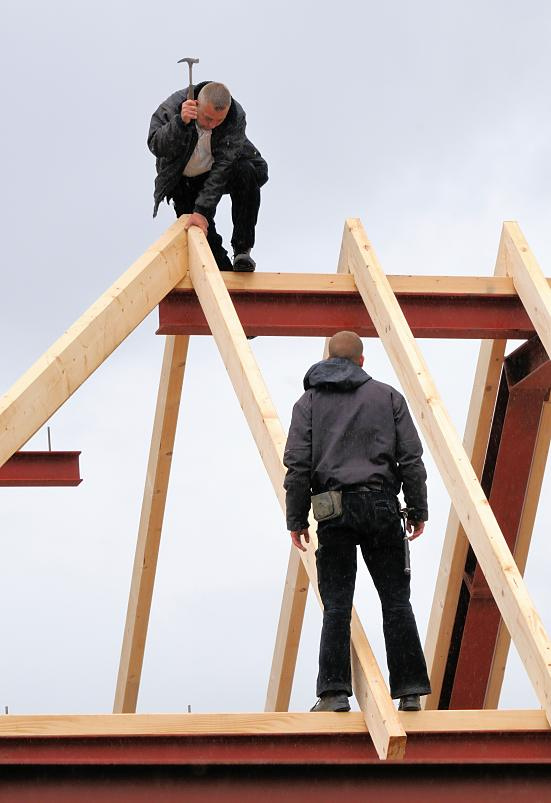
[148,81,268,217]
[283,357,428,531]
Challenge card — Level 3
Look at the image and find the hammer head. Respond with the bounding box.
[178,57,199,66]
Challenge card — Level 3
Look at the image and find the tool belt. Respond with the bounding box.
[311,490,343,522]
[311,482,396,522]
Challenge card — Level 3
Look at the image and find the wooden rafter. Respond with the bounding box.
[341,217,551,726]
[424,234,508,709]
[114,335,190,714]
[503,221,551,356]
[186,227,406,760]
[0,218,189,469]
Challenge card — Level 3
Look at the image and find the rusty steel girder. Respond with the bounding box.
[0,451,82,487]
[157,289,535,339]
[440,337,551,709]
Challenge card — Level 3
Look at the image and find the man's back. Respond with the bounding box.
[284,356,427,531]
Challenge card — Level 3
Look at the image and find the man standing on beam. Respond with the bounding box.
[148,79,268,273]
[284,330,431,712]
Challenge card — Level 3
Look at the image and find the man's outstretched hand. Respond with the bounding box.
[184,212,209,235]
[406,519,425,541]
[291,528,310,552]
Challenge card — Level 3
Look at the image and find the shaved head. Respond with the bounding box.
[197,82,231,111]
[328,331,364,364]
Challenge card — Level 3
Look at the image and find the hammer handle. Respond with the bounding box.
[187,64,195,101]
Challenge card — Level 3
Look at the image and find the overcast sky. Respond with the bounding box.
[1,0,551,717]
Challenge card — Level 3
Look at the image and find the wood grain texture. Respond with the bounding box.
[0,709,547,737]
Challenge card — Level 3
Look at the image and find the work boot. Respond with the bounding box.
[398,694,421,712]
[310,692,350,712]
[233,249,256,272]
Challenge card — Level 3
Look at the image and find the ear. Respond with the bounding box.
[359,355,365,367]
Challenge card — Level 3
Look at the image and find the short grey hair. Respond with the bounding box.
[197,82,231,111]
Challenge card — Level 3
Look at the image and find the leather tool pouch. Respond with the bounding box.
[311,490,343,522]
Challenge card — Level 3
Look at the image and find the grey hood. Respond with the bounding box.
[303,357,371,391]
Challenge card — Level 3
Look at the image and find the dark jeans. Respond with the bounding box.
[315,489,431,700]
[172,157,263,269]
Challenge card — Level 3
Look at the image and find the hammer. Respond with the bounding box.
[400,507,412,576]
[177,57,199,100]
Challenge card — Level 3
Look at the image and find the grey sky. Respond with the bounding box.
[1,0,550,715]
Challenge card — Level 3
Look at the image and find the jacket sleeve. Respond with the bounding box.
[283,393,313,531]
[193,114,247,218]
[147,91,195,159]
[392,391,428,521]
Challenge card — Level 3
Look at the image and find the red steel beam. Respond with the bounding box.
[0,729,550,764]
[157,290,535,339]
[0,733,550,802]
[0,451,82,487]
[441,338,551,709]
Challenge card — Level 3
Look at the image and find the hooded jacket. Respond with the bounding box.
[283,357,428,531]
[148,81,268,218]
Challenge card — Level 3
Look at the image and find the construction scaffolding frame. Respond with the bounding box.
[1,217,551,766]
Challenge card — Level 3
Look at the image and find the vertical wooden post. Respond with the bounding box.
[114,335,189,713]
[265,549,309,712]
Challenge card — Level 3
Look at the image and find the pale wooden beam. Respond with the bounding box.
[175,272,551,295]
[502,221,551,357]
[484,397,551,708]
[424,234,508,709]
[114,335,190,714]
[265,246,351,714]
[265,548,309,712]
[187,227,406,760]
[423,340,505,710]
[343,217,551,726]
[0,218,189,469]
[0,709,547,737]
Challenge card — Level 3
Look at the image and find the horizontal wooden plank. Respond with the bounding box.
[175,273,540,295]
[0,710,547,737]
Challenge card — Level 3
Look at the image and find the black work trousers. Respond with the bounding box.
[172,157,262,270]
[315,489,431,700]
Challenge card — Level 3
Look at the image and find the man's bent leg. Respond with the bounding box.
[315,537,357,697]
[226,158,261,256]
[361,525,431,699]
[205,220,232,271]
